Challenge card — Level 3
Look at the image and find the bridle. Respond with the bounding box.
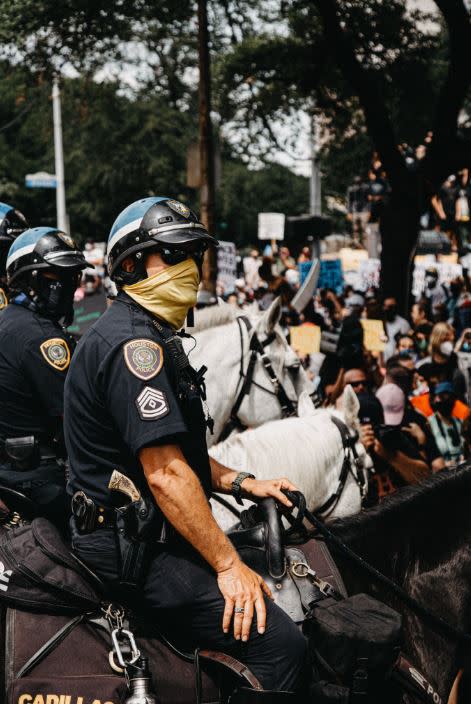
[314,416,368,517]
[217,316,297,443]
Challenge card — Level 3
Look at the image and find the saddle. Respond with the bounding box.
[0,491,326,704]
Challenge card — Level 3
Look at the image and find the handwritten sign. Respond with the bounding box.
[217,240,237,292]
[289,324,321,356]
[361,319,386,352]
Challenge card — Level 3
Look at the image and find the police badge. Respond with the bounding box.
[123,339,164,381]
[57,231,77,249]
[166,200,191,219]
[40,338,71,370]
[0,288,7,310]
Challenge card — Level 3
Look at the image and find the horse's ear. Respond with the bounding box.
[341,385,360,427]
[260,297,282,333]
[297,391,316,417]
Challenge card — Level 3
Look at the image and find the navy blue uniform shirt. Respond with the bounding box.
[0,302,72,442]
[64,293,212,507]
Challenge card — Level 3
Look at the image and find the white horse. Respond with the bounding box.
[209,387,371,531]
[186,298,312,446]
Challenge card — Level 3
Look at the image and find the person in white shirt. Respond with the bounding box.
[383,296,410,361]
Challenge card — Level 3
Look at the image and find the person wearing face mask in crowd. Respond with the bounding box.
[0,227,87,528]
[383,296,410,361]
[413,322,433,359]
[416,322,467,401]
[422,267,447,321]
[428,382,465,465]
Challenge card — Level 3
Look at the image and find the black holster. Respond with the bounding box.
[115,496,164,590]
[4,436,40,471]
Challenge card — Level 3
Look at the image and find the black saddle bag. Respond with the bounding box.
[305,593,402,702]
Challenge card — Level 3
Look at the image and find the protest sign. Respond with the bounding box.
[318,259,344,293]
[339,247,368,272]
[290,324,321,356]
[361,319,387,352]
[217,240,237,292]
[258,212,285,241]
[412,261,462,297]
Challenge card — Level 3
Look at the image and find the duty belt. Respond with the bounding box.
[71,491,117,534]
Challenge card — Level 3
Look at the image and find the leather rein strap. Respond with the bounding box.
[314,416,367,518]
[217,316,296,443]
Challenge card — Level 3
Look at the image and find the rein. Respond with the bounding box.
[217,316,297,443]
[284,491,471,650]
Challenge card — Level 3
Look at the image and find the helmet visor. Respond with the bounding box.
[43,249,90,270]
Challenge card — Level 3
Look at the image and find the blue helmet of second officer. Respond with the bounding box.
[107,196,217,287]
[6,226,88,326]
[0,201,28,305]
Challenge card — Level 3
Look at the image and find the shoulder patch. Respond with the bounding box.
[40,338,71,370]
[124,339,163,381]
[0,288,7,311]
[136,386,169,421]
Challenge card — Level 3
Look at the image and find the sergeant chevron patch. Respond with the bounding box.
[136,386,169,420]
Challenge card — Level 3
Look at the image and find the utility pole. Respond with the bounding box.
[52,76,67,233]
[198,0,217,292]
[309,114,322,217]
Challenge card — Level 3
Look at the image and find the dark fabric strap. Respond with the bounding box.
[16,613,86,678]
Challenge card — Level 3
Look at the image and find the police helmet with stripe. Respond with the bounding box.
[107,197,217,285]
[7,227,88,285]
[0,202,28,273]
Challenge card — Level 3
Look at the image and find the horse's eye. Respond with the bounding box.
[287,362,300,376]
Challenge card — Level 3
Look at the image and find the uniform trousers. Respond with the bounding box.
[72,526,306,692]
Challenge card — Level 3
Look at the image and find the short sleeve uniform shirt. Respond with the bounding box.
[0,302,73,441]
[64,293,212,507]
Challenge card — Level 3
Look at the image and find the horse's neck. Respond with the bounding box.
[210,416,345,510]
[190,323,244,443]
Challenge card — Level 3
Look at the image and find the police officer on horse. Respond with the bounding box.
[65,197,306,696]
[0,201,28,310]
[0,226,87,527]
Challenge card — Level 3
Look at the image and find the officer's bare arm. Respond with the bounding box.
[140,443,272,641]
[209,456,295,507]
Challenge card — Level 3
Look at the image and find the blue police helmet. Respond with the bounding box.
[6,226,88,285]
[107,196,218,282]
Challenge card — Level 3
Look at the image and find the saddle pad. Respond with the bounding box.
[3,608,220,704]
[299,539,348,598]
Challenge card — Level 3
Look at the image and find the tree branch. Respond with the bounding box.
[314,0,407,188]
[426,0,471,184]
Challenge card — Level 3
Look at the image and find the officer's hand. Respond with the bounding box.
[217,560,272,641]
[240,477,297,508]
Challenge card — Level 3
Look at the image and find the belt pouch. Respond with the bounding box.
[4,436,40,471]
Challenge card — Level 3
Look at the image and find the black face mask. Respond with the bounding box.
[384,307,396,322]
[431,398,454,417]
[35,275,78,326]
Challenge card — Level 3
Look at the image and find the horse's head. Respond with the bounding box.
[236,298,311,429]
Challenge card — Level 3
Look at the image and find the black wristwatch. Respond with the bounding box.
[231,472,255,505]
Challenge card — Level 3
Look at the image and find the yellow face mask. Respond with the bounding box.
[123,258,200,329]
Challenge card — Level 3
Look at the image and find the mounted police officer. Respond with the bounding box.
[0,226,87,527]
[65,197,306,697]
[0,201,28,309]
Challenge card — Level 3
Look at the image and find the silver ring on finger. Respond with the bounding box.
[234,606,245,614]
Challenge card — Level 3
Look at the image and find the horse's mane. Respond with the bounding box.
[191,305,243,332]
[332,463,471,543]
